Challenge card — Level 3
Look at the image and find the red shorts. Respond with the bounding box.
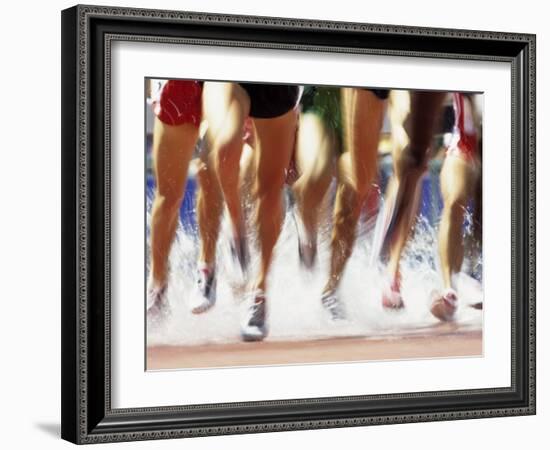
[447,92,478,160]
[153,80,202,127]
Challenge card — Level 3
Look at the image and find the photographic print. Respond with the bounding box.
[62,6,535,443]
[145,80,484,370]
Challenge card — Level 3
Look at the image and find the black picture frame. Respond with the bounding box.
[61,4,536,444]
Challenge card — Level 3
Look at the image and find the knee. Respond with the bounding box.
[214,148,241,190]
[353,177,374,201]
[297,170,331,201]
[309,156,333,189]
[153,188,183,217]
[344,174,370,204]
[196,158,216,187]
[337,154,367,200]
[216,141,237,168]
[396,144,429,177]
[255,175,285,209]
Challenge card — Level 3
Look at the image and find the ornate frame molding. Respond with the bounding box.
[61,4,536,444]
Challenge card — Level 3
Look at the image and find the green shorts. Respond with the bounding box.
[300,86,343,152]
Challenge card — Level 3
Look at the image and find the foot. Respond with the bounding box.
[382,276,404,310]
[430,288,458,321]
[321,290,347,321]
[190,263,217,314]
[230,233,250,275]
[291,206,317,269]
[147,281,168,317]
[240,290,268,342]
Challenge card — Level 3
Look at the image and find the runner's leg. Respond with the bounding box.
[292,112,336,267]
[323,88,385,295]
[150,119,198,287]
[252,109,298,292]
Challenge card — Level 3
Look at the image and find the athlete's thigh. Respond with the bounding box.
[152,118,198,198]
[388,90,411,151]
[253,109,298,186]
[202,82,250,144]
[295,112,334,177]
[406,91,446,157]
[350,89,385,167]
[343,88,385,187]
[440,154,477,205]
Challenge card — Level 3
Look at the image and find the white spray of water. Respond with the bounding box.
[146,190,482,347]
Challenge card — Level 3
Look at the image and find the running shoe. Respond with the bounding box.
[291,205,317,269]
[147,282,168,317]
[382,276,405,310]
[240,290,268,342]
[321,290,347,321]
[430,288,458,322]
[190,263,217,314]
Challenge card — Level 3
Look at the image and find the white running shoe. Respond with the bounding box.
[147,281,168,317]
[321,290,347,321]
[190,263,217,314]
[430,288,458,322]
[240,290,268,342]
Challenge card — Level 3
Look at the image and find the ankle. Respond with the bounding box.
[198,260,215,272]
[148,273,167,289]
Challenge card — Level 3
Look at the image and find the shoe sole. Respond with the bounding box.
[240,330,267,342]
[191,300,215,315]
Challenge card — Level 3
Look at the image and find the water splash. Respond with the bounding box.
[146,188,482,347]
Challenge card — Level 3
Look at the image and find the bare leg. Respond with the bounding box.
[472,155,482,245]
[202,83,249,238]
[150,119,198,287]
[438,154,477,290]
[197,119,257,267]
[252,109,298,292]
[292,112,336,267]
[430,154,479,320]
[196,146,223,267]
[239,122,259,212]
[323,88,385,295]
[387,90,411,154]
[382,91,446,307]
[202,82,251,270]
[432,95,481,320]
[192,125,256,314]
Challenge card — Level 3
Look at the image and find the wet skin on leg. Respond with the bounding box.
[383,92,447,303]
[150,119,199,287]
[323,88,386,295]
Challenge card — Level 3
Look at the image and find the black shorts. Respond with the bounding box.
[362,88,390,100]
[239,83,301,119]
